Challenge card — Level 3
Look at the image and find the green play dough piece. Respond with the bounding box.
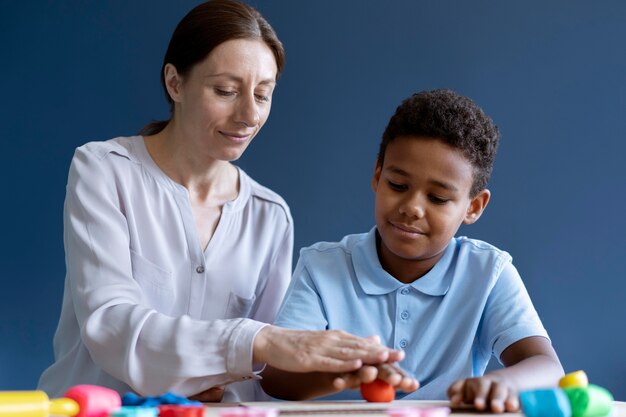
[563,384,614,417]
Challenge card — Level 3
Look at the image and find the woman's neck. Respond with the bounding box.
[143,124,239,200]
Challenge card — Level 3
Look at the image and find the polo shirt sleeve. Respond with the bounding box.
[478,261,550,363]
[273,254,329,330]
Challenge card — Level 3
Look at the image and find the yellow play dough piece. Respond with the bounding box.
[559,370,589,388]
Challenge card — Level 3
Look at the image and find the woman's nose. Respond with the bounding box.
[235,94,260,127]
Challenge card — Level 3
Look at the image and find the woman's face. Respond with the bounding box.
[169,38,278,162]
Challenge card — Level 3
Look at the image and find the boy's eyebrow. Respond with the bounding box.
[386,166,459,192]
[428,179,458,192]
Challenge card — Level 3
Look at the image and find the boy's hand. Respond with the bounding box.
[448,375,519,413]
[332,362,420,393]
[254,327,404,373]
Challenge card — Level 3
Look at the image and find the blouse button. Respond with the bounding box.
[401,311,410,320]
[401,288,410,295]
[399,339,408,348]
[196,266,205,274]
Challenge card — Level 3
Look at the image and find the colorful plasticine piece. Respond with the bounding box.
[386,407,451,417]
[559,371,589,389]
[519,388,572,417]
[563,385,614,417]
[64,385,121,417]
[420,407,451,417]
[0,390,79,417]
[386,408,421,417]
[108,406,158,417]
[121,392,201,408]
[218,407,279,417]
[360,379,395,402]
[158,404,205,417]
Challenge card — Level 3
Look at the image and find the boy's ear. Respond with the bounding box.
[164,63,183,103]
[463,189,491,225]
[371,160,382,192]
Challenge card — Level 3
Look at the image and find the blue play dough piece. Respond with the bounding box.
[121,391,202,407]
[109,406,159,417]
[520,388,572,417]
[121,392,143,406]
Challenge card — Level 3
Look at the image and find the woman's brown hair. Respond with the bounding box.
[140,0,285,136]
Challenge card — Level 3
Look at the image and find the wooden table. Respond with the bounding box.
[203,400,626,417]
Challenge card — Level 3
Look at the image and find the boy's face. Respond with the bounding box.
[372,136,490,281]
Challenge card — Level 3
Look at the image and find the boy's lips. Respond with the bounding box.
[389,221,426,235]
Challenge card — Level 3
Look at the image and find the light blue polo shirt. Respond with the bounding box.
[273,227,549,400]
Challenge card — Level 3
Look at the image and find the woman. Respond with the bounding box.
[38,0,399,402]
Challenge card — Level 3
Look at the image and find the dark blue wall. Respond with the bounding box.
[2,1,625,399]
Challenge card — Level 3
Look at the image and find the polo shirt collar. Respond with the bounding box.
[353,227,455,297]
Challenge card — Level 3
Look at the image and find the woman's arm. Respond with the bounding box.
[64,145,271,396]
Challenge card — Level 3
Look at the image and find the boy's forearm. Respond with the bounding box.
[488,354,564,390]
[260,366,340,400]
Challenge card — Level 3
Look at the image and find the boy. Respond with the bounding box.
[261,90,563,412]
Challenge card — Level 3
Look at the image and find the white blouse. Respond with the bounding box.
[38,136,293,401]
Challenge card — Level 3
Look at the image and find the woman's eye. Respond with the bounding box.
[255,94,270,103]
[388,181,407,191]
[215,88,236,97]
[429,195,450,204]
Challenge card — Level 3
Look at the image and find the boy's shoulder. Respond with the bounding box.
[454,236,513,264]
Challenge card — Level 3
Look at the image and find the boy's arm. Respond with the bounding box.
[261,360,420,400]
[260,366,338,400]
[448,335,564,413]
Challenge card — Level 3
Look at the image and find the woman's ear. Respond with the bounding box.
[372,160,382,192]
[463,189,491,225]
[164,63,183,103]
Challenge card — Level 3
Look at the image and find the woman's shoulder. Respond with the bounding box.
[68,136,145,185]
[73,136,139,162]
[238,168,292,219]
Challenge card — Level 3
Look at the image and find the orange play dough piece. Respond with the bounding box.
[360,379,395,402]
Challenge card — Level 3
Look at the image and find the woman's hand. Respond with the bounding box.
[448,375,519,413]
[253,326,404,373]
[332,362,420,393]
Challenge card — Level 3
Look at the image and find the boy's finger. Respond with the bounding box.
[468,379,490,411]
[448,379,466,405]
[504,391,520,412]
[356,365,378,383]
[487,382,507,413]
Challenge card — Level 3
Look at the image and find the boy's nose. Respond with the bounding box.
[400,197,425,219]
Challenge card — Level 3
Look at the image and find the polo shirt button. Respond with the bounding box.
[399,339,408,348]
[196,266,205,274]
[401,288,410,295]
[401,311,409,320]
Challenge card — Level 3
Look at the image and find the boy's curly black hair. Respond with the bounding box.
[378,89,500,197]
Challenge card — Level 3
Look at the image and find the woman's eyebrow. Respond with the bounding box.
[205,72,276,86]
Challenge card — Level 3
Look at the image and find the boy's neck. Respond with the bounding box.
[375,232,443,284]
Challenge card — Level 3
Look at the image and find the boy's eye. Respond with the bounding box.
[429,194,450,204]
[387,181,407,191]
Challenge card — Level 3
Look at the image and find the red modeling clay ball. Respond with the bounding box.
[360,379,395,402]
